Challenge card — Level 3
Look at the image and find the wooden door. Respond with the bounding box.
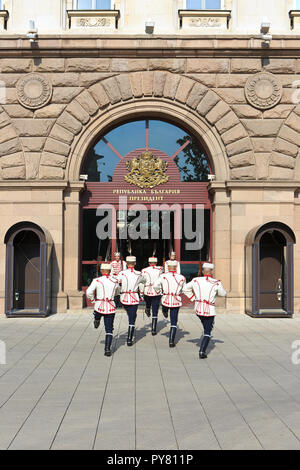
[259,231,284,310]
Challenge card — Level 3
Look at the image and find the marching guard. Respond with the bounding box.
[154,260,186,347]
[110,252,126,276]
[140,257,164,335]
[117,256,146,346]
[183,262,226,359]
[164,251,181,274]
[86,263,119,357]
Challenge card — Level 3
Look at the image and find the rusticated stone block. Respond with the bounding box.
[130,72,143,98]
[255,153,270,179]
[116,74,133,101]
[39,165,65,180]
[33,58,65,72]
[57,112,82,135]
[0,59,32,73]
[111,59,147,72]
[79,73,114,88]
[0,137,22,156]
[221,123,248,145]
[153,72,167,97]
[185,83,207,109]
[274,137,298,157]
[50,124,74,145]
[231,105,262,119]
[163,74,180,100]
[3,105,33,119]
[52,87,83,104]
[66,58,110,72]
[51,73,81,87]
[2,165,26,179]
[13,119,55,137]
[197,91,220,117]
[0,125,17,144]
[0,152,24,168]
[186,58,229,74]
[76,90,98,116]
[231,59,261,73]
[142,72,154,96]
[44,138,70,157]
[252,138,274,153]
[213,88,246,104]
[263,105,292,119]
[278,125,300,146]
[40,152,68,168]
[66,101,90,125]
[21,137,46,152]
[263,59,295,74]
[217,74,249,88]
[175,77,195,103]
[206,101,230,125]
[25,152,40,180]
[34,104,66,119]
[226,137,253,157]
[285,112,300,133]
[186,74,217,88]
[228,151,255,168]
[231,165,256,179]
[89,82,110,108]
[215,111,240,134]
[0,73,23,87]
[149,59,185,73]
[0,112,11,129]
[5,89,19,104]
[102,77,122,104]
[270,152,295,169]
[269,165,294,179]
[241,119,283,137]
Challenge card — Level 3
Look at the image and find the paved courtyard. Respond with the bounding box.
[0,311,300,450]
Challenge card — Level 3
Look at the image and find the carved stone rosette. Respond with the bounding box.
[16,73,53,109]
[245,72,282,110]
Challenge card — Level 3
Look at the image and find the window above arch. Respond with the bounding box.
[81,119,211,183]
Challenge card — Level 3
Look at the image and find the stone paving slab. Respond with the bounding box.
[0,312,300,450]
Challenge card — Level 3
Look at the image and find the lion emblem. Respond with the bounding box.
[124,151,169,189]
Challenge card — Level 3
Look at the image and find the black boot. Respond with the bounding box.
[151,317,158,336]
[199,335,211,359]
[104,334,112,357]
[169,326,177,348]
[94,313,101,329]
[145,307,151,317]
[162,306,169,319]
[127,326,135,346]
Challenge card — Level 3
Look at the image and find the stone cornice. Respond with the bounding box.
[0,35,299,57]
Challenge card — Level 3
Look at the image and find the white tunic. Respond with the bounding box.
[183,275,226,317]
[154,272,186,308]
[117,268,146,305]
[164,260,181,274]
[140,266,163,296]
[86,275,119,314]
[110,259,126,276]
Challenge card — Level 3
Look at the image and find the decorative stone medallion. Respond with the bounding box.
[16,73,52,109]
[245,72,282,110]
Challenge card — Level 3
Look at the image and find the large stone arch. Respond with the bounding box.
[0,106,26,180]
[38,71,256,181]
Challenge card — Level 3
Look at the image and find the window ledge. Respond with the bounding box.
[0,10,8,30]
[178,9,231,30]
[289,10,300,29]
[67,9,120,30]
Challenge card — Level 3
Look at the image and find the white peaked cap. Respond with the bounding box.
[101,263,112,270]
[170,252,176,256]
[168,260,178,267]
[114,252,120,256]
[149,257,157,263]
[126,256,136,263]
[203,262,214,270]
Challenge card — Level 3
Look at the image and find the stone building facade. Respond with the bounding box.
[1,0,300,316]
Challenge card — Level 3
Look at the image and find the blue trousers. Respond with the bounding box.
[144,295,161,318]
[93,311,115,334]
[123,304,138,326]
[198,315,215,336]
[170,307,179,327]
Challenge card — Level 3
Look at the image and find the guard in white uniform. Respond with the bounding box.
[86,263,119,357]
[117,256,146,346]
[154,260,186,347]
[140,257,163,335]
[110,252,126,276]
[183,262,226,359]
[164,252,181,274]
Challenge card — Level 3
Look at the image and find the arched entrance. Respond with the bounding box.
[5,222,53,317]
[245,222,296,317]
[79,118,213,303]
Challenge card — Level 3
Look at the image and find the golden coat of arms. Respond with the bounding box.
[124,151,169,189]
